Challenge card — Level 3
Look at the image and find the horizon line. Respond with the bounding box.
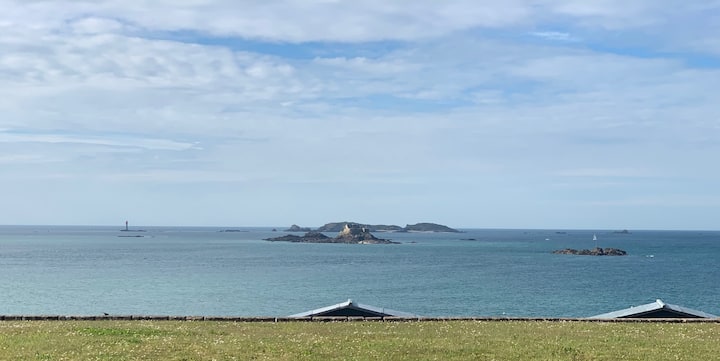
[0,224,718,232]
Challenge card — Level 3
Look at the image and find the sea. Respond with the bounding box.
[1,226,718,318]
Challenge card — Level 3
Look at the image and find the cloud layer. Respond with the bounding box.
[1,1,719,229]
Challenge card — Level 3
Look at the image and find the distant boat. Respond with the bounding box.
[593,234,598,248]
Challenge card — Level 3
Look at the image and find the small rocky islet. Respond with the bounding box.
[267,221,460,245]
[265,224,399,244]
[296,221,461,233]
[284,224,313,232]
[552,247,627,256]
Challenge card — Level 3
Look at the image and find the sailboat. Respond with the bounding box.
[593,234,598,248]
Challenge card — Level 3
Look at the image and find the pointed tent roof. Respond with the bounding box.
[590,299,718,319]
[289,299,417,318]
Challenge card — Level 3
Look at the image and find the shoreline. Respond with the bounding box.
[1,315,718,323]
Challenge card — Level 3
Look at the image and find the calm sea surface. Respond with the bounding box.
[1,226,718,317]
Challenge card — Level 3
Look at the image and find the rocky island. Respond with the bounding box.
[403,223,460,233]
[265,224,399,244]
[284,224,313,232]
[552,247,627,256]
[315,222,403,232]
[264,231,331,243]
[314,221,459,233]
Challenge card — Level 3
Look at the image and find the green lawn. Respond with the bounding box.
[1,320,718,360]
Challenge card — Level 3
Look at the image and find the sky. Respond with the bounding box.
[1,1,719,230]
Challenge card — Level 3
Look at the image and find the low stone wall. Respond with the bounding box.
[0,315,718,322]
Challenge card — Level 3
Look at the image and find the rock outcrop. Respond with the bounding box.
[264,225,399,244]
[552,247,627,256]
[284,224,312,232]
[315,222,403,233]
[315,221,457,233]
[333,224,399,244]
[402,223,461,233]
[265,232,331,243]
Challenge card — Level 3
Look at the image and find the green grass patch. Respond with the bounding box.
[77,326,173,337]
[0,320,718,360]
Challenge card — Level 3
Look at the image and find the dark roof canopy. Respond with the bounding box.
[289,299,417,318]
[590,299,718,319]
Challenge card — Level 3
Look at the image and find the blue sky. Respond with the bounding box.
[1,1,719,229]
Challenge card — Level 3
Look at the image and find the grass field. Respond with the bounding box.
[1,320,719,360]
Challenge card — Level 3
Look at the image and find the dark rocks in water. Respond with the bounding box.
[284,224,313,232]
[368,224,405,232]
[403,223,461,233]
[265,232,330,243]
[264,225,399,245]
[334,224,399,244]
[614,229,631,234]
[315,222,403,233]
[315,222,360,232]
[316,221,458,233]
[553,247,627,256]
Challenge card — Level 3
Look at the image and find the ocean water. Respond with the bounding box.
[0,226,718,318]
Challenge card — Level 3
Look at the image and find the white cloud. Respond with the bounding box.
[313,56,419,74]
[1,0,713,43]
[0,0,719,228]
[0,31,312,135]
[0,131,198,151]
[0,154,48,164]
[70,17,130,34]
[530,31,577,42]
[548,0,656,23]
